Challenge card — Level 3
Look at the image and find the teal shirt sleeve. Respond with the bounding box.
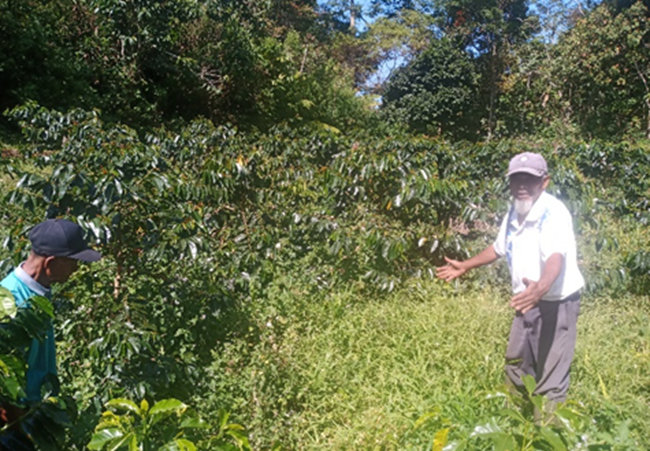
[1,271,58,404]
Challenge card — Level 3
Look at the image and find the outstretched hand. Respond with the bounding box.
[435,257,467,282]
[510,277,546,313]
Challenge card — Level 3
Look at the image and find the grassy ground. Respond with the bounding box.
[204,278,650,450]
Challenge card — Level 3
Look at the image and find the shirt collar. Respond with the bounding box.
[525,191,549,223]
[15,263,50,296]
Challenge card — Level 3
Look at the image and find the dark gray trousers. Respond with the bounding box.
[505,292,580,402]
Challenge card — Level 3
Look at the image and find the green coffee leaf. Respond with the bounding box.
[88,428,124,450]
[0,287,17,319]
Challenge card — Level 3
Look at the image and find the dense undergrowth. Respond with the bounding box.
[201,277,650,450]
[0,105,649,450]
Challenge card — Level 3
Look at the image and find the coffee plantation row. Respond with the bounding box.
[1,104,649,449]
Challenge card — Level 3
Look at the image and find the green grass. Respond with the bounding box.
[202,278,650,450]
[285,283,509,450]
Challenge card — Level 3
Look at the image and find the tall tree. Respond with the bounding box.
[440,0,537,139]
[554,1,650,138]
[381,36,479,137]
[362,8,438,92]
[0,0,96,128]
[499,0,650,139]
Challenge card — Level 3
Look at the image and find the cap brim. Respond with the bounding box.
[68,248,102,262]
[507,168,546,177]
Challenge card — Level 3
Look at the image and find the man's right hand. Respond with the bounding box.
[435,257,467,282]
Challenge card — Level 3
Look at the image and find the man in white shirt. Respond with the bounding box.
[436,152,584,405]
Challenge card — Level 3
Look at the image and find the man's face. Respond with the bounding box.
[509,172,548,202]
[509,172,549,216]
[45,256,79,284]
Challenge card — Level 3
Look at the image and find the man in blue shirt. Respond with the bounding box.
[0,219,101,450]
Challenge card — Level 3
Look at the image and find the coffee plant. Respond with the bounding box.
[1,104,649,448]
[0,289,75,450]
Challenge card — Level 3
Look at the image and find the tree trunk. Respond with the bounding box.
[633,61,650,138]
[350,0,355,30]
[486,41,498,142]
[645,97,650,139]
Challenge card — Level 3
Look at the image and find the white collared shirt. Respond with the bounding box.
[493,192,584,300]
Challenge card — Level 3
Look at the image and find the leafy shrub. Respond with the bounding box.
[2,104,649,449]
[0,289,75,450]
[88,397,251,451]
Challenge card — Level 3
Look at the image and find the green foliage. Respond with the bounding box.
[500,2,650,139]
[4,104,649,300]
[1,104,649,449]
[382,37,479,138]
[423,382,638,450]
[423,375,609,450]
[0,292,54,404]
[0,290,76,450]
[88,397,251,451]
[0,287,17,319]
[553,2,650,139]
[201,276,650,449]
[0,0,96,121]
[362,8,436,92]
[0,0,370,132]
[1,1,649,449]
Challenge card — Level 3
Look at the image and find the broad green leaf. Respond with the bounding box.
[106,398,140,414]
[554,407,582,429]
[497,407,525,423]
[0,354,23,378]
[490,433,516,451]
[164,438,197,451]
[180,416,210,429]
[88,428,124,450]
[0,373,23,400]
[218,409,231,431]
[149,399,187,416]
[522,374,536,396]
[538,426,567,451]
[128,435,138,451]
[29,295,54,318]
[107,432,135,451]
[0,287,17,319]
[226,429,251,449]
[470,420,515,451]
[531,394,544,413]
[432,428,449,451]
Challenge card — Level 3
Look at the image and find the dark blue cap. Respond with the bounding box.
[29,219,102,262]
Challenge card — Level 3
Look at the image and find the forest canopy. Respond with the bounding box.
[1,0,649,140]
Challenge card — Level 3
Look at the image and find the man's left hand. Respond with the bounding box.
[510,278,547,314]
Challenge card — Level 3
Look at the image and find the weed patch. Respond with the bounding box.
[199,278,650,449]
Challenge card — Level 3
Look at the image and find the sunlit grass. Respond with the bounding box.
[286,282,509,450]
[204,277,650,450]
